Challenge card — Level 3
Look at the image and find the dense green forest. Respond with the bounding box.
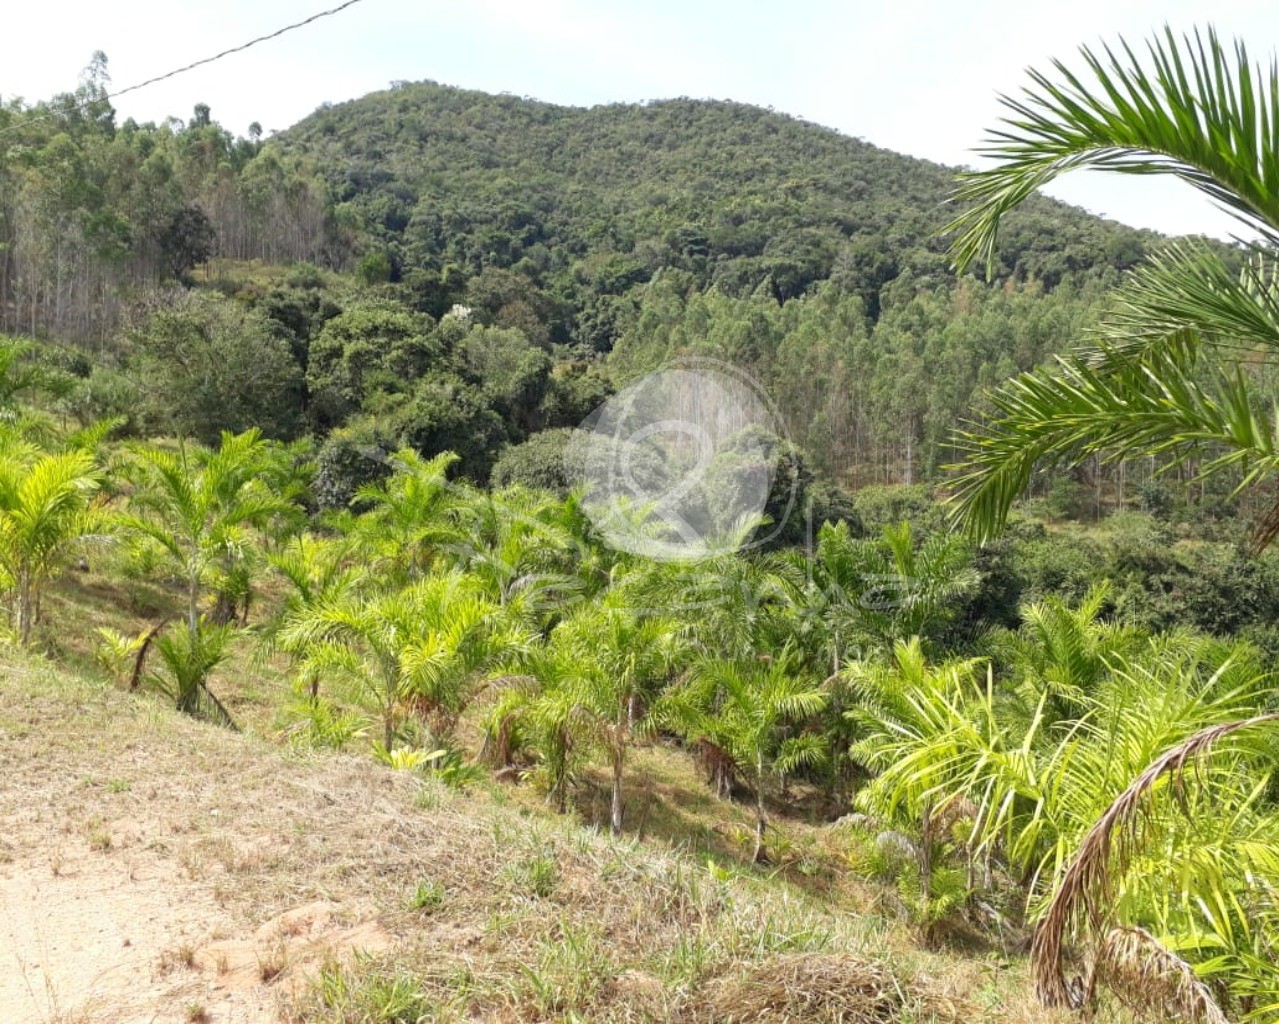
[3,58,1210,491]
[4,27,1279,1024]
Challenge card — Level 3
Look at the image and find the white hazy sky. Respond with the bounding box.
[5,0,1278,239]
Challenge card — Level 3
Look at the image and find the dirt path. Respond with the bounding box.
[0,675,406,1024]
[0,842,265,1022]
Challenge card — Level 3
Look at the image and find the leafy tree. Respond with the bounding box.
[356,251,393,285]
[128,293,304,444]
[311,416,399,510]
[459,325,551,433]
[158,204,216,281]
[489,428,581,495]
[399,373,509,481]
[306,300,439,428]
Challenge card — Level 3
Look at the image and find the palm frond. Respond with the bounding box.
[1091,243,1279,365]
[949,351,1279,543]
[949,27,1279,276]
[1032,711,1279,1010]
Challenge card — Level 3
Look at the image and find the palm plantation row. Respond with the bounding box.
[4,401,1278,1020]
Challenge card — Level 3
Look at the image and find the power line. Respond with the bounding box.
[0,0,371,138]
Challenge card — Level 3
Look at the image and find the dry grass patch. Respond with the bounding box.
[679,952,975,1023]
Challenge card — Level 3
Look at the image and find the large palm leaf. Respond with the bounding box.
[946,27,1279,544]
[948,26,1279,274]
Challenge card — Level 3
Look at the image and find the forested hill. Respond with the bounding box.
[275,83,1166,485]
[0,71,1193,490]
[281,83,1157,321]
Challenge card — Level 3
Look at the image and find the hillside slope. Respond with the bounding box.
[0,652,1058,1024]
[281,85,1158,323]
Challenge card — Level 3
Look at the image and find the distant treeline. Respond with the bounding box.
[0,54,336,344]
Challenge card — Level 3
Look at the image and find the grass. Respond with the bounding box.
[0,567,1077,1023]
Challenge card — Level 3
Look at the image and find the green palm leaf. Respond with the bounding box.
[949,27,1279,276]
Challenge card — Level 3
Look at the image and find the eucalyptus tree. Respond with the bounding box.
[658,647,827,862]
[946,28,1279,547]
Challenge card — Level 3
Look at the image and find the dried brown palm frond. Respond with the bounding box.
[691,737,738,799]
[1094,926,1229,1024]
[127,616,172,691]
[1250,492,1279,555]
[1032,712,1279,1011]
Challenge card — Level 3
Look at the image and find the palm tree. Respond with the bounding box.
[659,648,827,862]
[455,487,584,627]
[481,645,593,814]
[851,624,1279,1016]
[120,429,298,637]
[545,596,683,836]
[0,336,74,410]
[809,520,979,658]
[945,28,1279,545]
[985,582,1144,719]
[266,534,364,699]
[0,431,107,644]
[1032,709,1279,1022]
[277,571,524,750]
[349,449,472,581]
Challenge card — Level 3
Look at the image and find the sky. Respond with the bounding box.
[4,0,1277,239]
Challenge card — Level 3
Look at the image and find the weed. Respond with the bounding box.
[303,958,436,1022]
[258,941,287,982]
[520,921,612,1016]
[505,851,560,899]
[157,943,197,974]
[283,697,368,750]
[407,878,445,912]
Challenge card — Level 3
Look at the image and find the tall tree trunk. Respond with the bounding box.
[17,566,32,646]
[610,743,625,836]
[187,571,200,636]
[752,752,767,863]
[383,702,396,752]
[611,693,627,836]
